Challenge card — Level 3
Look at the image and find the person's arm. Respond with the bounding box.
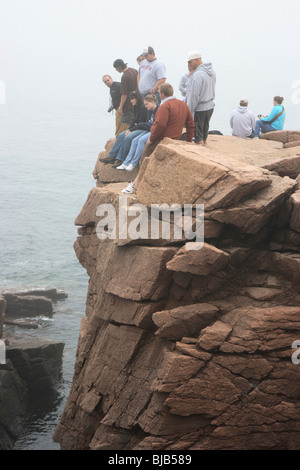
[119,95,127,115]
[149,105,168,143]
[229,113,234,129]
[185,108,195,142]
[261,106,278,122]
[186,74,202,115]
[151,78,166,93]
[151,62,166,93]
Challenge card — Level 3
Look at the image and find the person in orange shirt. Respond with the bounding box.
[121,83,195,194]
[148,82,194,144]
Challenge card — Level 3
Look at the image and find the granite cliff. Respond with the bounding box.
[54,132,300,450]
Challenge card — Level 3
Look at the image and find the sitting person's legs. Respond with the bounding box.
[129,132,150,167]
[254,120,275,137]
[121,132,148,167]
[117,130,145,162]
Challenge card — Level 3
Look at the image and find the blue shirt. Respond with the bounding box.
[261,104,285,130]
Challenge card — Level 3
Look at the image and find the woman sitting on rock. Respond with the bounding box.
[116,94,159,171]
[253,96,285,138]
[99,91,148,165]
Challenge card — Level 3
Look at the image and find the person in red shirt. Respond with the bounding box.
[121,83,195,195]
[148,82,195,144]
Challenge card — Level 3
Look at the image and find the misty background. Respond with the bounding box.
[1,0,299,139]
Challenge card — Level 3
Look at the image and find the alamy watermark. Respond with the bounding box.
[0,340,6,364]
[0,80,6,105]
[291,80,300,105]
[291,340,300,365]
[96,196,204,250]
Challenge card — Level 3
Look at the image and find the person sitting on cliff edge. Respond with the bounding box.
[253,96,285,138]
[121,82,195,194]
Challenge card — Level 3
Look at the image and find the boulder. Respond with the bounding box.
[93,138,139,185]
[0,336,64,449]
[209,175,297,234]
[288,190,300,232]
[5,337,64,395]
[3,294,53,318]
[260,130,300,144]
[166,243,230,276]
[153,303,219,340]
[283,141,300,149]
[136,138,272,209]
[100,244,177,301]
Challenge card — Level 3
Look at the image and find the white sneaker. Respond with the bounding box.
[117,163,128,170]
[121,182,135,194]
[126,163,135,171]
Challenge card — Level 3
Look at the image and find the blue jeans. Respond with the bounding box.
[123,131,149,167]
[253,120,275,137]
[109,130,145,161]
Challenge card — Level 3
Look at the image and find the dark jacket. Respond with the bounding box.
[128,103,148,131]
[110,82,121,110]
[134,105,159,131]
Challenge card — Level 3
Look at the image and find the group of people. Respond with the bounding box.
[230,96,285,139]
[101,47,286,193]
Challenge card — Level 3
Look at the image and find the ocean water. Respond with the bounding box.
[0,101,112,449]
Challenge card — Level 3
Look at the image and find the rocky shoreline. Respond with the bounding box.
[0,288,66,449]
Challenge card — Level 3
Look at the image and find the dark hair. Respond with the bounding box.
[274,96,284,104]
[113,59,127,69]
[129,90,143,106]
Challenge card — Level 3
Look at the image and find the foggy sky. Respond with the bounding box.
[1,0,299,132]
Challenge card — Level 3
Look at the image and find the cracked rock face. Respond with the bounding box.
[54,136,300,450]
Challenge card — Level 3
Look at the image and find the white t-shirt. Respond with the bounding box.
[138,58,166,95]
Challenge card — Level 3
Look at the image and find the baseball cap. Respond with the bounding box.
[142,46,155,56]
[184,50,202,62]
[113,59,127,69]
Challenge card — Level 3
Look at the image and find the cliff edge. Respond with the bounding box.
[54,133,300,450]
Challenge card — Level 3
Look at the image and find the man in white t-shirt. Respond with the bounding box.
[137,46,166,104]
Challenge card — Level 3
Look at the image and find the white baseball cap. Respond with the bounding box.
[184,50,202,62]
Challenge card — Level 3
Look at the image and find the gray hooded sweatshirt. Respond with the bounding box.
[186,62,216,114]
[230,106,256,138]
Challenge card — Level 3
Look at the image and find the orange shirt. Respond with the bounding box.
[150,97,195,143]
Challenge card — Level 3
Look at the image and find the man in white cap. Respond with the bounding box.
[137,46,166,104]
[185,50,216,145]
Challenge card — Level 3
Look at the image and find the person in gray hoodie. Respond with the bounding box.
[185,50,216,145]
[230,99,256,138]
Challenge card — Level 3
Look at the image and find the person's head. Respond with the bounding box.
[184,50,202,72]
[159,83,174,101]
[136,55,144,65]
[113,59,127,73]
[102,75,113,87]
[141,46,156,62]
[274,96,284,105]
[144,93,157,110]
[240,98,248,107]
[129,90,143,107]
